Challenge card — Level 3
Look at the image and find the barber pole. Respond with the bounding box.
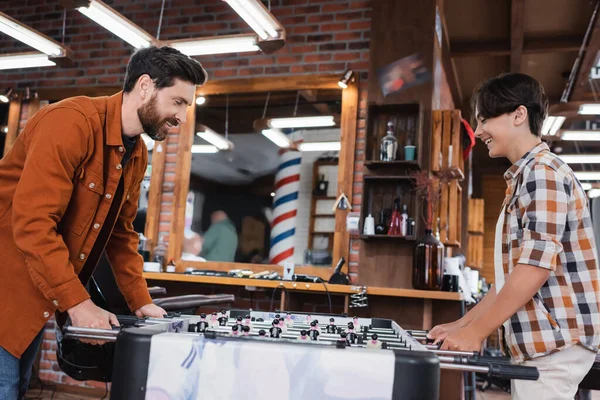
[269,148,301,265]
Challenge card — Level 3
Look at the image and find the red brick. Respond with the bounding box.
[294,5,321,14]
[335,31,363,41]
[276,55,303,64]
[305,54,331,63]
[290,65,317,73]
[290,44,318,53]
[349,20,370,30]
[350,0,371,10]
[333,52,361,61]
[320,22,347,31]
[323,3,348,12]
[291,25,317,34]
[250,57,275,66]
[318,63,346,72]
[213,69,237,78]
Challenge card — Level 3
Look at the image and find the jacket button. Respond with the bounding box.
[105,193,112,200]
[127,194,130,200]
[93,223,100,229]
[52,300,59,307]
[116,164,122,170]
[88,182,95,189]
[79,253,85,260]
[43,311,50,318]
[118,146,124,153]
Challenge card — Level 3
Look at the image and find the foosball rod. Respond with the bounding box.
[64,333,117,342]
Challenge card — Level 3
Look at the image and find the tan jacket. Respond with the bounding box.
[0,92,152,358]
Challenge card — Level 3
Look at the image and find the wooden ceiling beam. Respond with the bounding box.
[568,0,600,101]
[451,36,582,58]
[510,0,525,72]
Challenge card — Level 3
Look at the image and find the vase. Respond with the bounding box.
[412,229,444,290]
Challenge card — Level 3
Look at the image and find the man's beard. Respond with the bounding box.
[137,94,176,141]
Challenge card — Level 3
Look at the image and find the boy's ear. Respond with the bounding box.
[514,105,528,127]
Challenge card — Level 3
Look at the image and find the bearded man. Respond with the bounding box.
[0,46,207,399]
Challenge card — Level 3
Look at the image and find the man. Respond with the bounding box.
[0,46,207,399]
[200,210,238,262]
[428,73,600,398]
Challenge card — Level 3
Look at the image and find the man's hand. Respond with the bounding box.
[427,320,465,345]
[439,325,485,352]
[135,303,166,318]
[67,299,119,345]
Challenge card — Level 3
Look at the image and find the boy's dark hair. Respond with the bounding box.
[471,73,549,136]
[123,46,207,93]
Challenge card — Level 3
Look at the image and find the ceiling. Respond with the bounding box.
[191,89,342,185]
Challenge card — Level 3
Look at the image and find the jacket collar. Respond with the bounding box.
[106,91,143,159]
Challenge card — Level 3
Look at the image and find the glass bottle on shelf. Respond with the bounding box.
[388,198,402,236]
[412,229,445,290]
[379,120,398,162]
[154,234,168,272]
[375,210,388,235]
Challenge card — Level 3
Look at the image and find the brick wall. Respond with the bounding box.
[2,0,371,392]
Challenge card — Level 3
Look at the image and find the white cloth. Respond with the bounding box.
[511,344,596,400]
[494,205,510,333]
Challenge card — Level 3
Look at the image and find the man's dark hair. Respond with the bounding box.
[471,73,549,136]
[123,46,207,93]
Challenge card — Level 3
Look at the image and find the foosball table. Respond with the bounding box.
[59,310,539,400]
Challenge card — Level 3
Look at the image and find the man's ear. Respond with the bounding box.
[514,105,528,127]
[137,74,153,100]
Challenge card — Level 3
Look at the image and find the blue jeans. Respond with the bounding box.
[0,330,44,400]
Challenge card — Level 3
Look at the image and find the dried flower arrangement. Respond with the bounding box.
[411,168,455,231]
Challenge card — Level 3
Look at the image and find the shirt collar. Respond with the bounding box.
[106,91,143,159]
[503,141,549,181]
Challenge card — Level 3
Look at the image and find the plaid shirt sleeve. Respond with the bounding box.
[516,164,569,271]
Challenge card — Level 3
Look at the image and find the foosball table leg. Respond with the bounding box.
[344,295,349,314]
[279,291,286,312]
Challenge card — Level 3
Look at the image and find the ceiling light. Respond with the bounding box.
[578,104,600,115]
[77,0,154,49]
[191,145,219,154]
[196,127,233,151]
[0,12,66,56]
[559,154,600,164]
[268,116,336,129]
[588,189,600,198]
[574,172,600,181]
[561,131,600,141]
[298,142,341,152]
[338,69,354,89]
[0,52,56,71]
[270,192,275,197]
[0,88,13,103]
[581,183,593,190]
[223,0,282,40]
[541,116,565,136]
[196,96,206,106]
[261,129,292,148]
[167,34,259,56]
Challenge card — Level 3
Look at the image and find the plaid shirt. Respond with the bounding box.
[499,142,600,362]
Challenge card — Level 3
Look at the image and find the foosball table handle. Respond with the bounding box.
[487,364,540,381]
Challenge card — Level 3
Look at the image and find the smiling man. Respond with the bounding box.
[428,73,600,399]
[0,46,206,399]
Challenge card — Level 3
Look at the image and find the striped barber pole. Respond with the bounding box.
[269,149,302,265]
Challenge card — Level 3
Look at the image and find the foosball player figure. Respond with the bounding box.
[218,310,228,326]
[242,325,251,336]
[366,333,382,350]
[352,316,361,332]
[277,317,287,334]
[196,313,209,333]
[231,325,240,337]
[244,315,252,329]
[209,312,219,328]
[346,322,357,344]
[326,318,337,334]
[258,329,267,337]
[305,314,312,325]
[298,330,309,341]
[339,331,349,347]
[314,319,321,331]
[235,316,244,330]
[269,319,282,338]
[284,312,294,328]
[308,321,320,341]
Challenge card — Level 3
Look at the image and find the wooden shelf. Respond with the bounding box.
[143,272,464,301]
[314,214,335,217]
[314,196,337,200]
[360,234,417,241]
[364,160,421,170]
[434,167,464,181]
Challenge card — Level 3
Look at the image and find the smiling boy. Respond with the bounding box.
[428,73,600,399]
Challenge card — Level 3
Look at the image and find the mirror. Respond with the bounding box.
[181,89,343,268]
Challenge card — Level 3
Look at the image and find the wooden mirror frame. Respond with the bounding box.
[166,74,359,280]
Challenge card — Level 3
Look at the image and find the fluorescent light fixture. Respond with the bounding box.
[588,189,600,198]
[574,172,600,181]
[0,52,56,71]
[298,141,341,152]
[191,144,219,154]
[196,128,233,151]
[561,131,600,141]
[224,0,281,40]
[168,34,259,56]
[77,0,154,49]
[559,154,600,164]
[261,129,292,148]
[269,116,336,129]
[578,104,600,115]
[581,182,593,190]
[196,96,206,106]
[0,12,65,56]
[541,116,565,136]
